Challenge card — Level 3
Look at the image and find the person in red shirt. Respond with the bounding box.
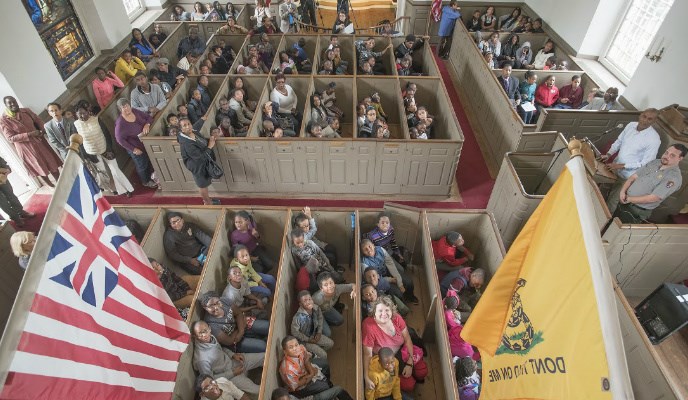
[295,258,320,293]
[432,231,474,272]
[534,75,559,114]
[554,75,583,109]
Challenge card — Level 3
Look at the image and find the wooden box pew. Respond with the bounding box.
[141,21,181,47]
[399,77,464,141]
[261,208,361,398]
[312,76,356,138]
[194,34,249,75]
[230,38,273,75]
[650,113,688,222]
[139,206,225,287]
[0,222,21,340]
[246,32,283,67]
[146,77,194,138]
[446,19,538,176]
[197,22,228,44]
[602,218,688,300]
[277,34,319,73]
[317,34,356,76]
[201,74,265,138]
[614,286,685,400]
[487,146,611,249]
[268,75,313,137]
[241,3,281,30]
[154,22,197,68]
[247,81,282,138]
[354,35,396,77]
[355,77,407,139]
[536,109,640,147]
[390,37,440,77]
[112,205,161,244]
[421,208,507,399]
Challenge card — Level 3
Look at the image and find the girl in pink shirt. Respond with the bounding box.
[92,67,124,110]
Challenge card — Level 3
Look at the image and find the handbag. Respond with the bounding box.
[206,151,224,180]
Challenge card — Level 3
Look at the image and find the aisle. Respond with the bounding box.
[18,47,494,234]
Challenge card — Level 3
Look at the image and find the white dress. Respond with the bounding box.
[74,117,134,195]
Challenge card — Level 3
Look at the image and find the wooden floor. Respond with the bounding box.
[328,268,358,394]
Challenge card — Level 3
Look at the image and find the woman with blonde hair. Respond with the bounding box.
[11,231,35,269]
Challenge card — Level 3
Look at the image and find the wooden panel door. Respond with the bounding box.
[323,141,350,194]
[402,143,459,196]
[270,141,302,193]
[299,141,324,193]
[216,140,254,192]
[244,141,275,193]
[348,141,376,194]
[374,142,406,194]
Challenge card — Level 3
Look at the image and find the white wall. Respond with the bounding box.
[526,0,600,52]
[623,0,688,109]
[577,0,627,57]
[73,0,131,51]
[0,1,67,112]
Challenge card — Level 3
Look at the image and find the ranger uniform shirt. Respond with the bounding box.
[626,159,682,210]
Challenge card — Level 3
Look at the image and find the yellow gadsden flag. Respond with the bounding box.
[462,154,633,399]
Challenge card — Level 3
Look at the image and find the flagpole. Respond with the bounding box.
[68,133,83,154]
[568,137,583,158]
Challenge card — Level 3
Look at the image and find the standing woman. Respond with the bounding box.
[73,102,134,197]
[129,28,158,62]
[251,0,271,28]
[270,73,301,132]
[0,96,61,187]
[114,98,158,189]
[178,117,221,205]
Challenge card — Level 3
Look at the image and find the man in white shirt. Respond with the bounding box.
[602,108,661,212]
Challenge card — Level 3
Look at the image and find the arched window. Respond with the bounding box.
[603,0,674,82]
[122,0,145,20]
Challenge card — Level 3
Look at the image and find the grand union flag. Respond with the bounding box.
[0,156,189,399]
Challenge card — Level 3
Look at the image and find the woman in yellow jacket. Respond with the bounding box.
[114,49,146,83]
[365,347,402,400]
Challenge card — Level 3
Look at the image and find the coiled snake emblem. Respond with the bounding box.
[501,278,535,352]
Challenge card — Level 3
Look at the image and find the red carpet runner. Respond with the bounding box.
[19,51,494,234]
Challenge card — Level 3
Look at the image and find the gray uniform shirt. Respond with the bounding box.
[626,159,682,210]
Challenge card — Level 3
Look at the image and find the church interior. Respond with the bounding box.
[0,0,687,399]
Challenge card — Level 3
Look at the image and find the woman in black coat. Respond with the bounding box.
[178,117,221,205]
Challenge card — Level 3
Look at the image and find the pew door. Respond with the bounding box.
[383,203,422,263]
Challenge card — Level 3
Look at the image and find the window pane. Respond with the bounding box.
[605,0,674,78]
[122,0,143,16]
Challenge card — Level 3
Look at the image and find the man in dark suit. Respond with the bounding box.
[44,102,77,160]
[497,62,520,107]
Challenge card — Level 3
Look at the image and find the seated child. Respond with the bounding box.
[166,113,180,136]
[455,357,481,400]
[444,290,474,359]
[375,123,390,139]
[222,264,267,314]
[361,238,417,304]
[321,82,344,120]
[370,92,387,121]
[321,117,342,138]
[415,121,429,139]
[312,272,356,327]
[361,284,409,318]
[230,245,276,297]
[279,336,354,399]
[409,126,426,140]
[262,120,284,138]
[291,290,334,359]
[365,212,407,268]
[230,210,277,272]
[150,257,199,309]
[290,228,344,283]
[293,207,340,270]
[365,347,401,400]
[296,257,321,293]
[432,231,475,272]
[440,267,486,320]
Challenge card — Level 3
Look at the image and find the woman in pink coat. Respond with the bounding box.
[0,96,62,187]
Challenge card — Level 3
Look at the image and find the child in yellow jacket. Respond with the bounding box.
[230,245,276,297]
[365,347,402,400]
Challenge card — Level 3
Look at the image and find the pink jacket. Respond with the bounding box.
[92,74,124,109]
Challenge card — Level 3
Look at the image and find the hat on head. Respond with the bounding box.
[156,57,170,65]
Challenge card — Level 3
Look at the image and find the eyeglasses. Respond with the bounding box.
[170,218,183,225]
